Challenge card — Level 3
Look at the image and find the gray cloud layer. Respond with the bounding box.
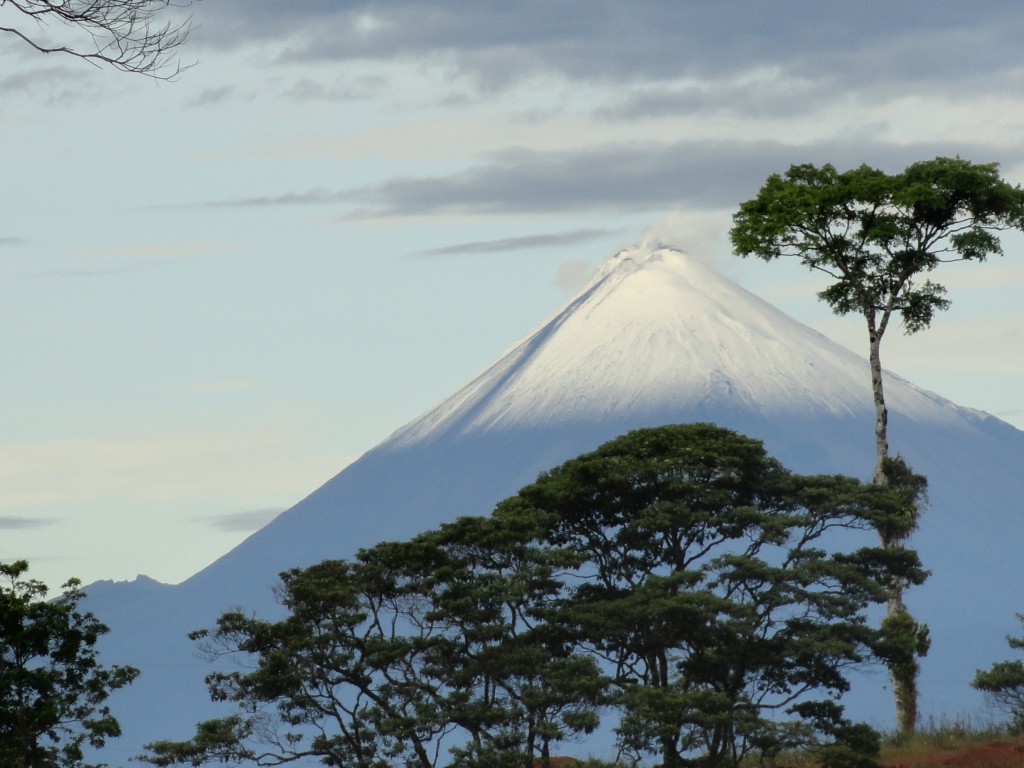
[168,5,1024,226]
[207,138,1016,218]
[195,1,1024,96]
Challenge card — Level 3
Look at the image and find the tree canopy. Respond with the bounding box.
[972,613,1024,732]
[730,156,1024,480]
[142,424,927,768]
[503,424,925,767]
[0,0,197,78]
[0,560,140,768]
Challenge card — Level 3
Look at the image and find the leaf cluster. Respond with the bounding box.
[972,613,1024,731]
[0,559,140,768]
[730,156,1024,337]
[141,424,927,768]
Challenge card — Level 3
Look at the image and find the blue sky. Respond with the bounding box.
[3,1,1022,591]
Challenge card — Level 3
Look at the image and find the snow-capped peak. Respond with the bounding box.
[391,245,894,445]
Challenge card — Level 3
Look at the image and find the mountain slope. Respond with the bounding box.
[392,247,903,439]
[87,247,1024,763]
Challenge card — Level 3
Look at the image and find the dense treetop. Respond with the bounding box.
[142,424,926,768]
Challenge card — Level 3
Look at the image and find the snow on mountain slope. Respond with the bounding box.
[392,247,953,442]
[389,249,974,444]
[86,245,1024,763]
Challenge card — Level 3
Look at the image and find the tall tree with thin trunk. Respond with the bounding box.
[730,155,1024,734]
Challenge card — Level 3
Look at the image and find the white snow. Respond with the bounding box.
[393,246,969,445]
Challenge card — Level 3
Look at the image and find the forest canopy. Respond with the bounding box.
[141,423,926,768]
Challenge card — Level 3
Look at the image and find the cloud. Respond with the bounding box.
[0,57,114,105]
[555,259,598,295]
[593,74,833,122]
[204,508,285,532]
[20,264,160,279]
[0,237,27,247]
[19,242,239,278]
[186,86,238,107]
[637,211,734,265]
[283,74,389,102]
[70,242,237,262]
[342,138,1019,218]
[0,516,56,530]
[194,1,1024,97]
[198,137,1023,219]
[0,65,89,95]
[0,432,353,510]
[414,228,617,257]
[204,188,348,208]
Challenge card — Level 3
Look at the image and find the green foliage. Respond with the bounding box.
[972,614,1024,731]
[730,156,1024,339]
[141,424,927,768]
[873,456,928,547]
[506,425,924,768]
[814,722,882,768]
[142,717,253,767]
[144,519,607,768]
[0,560,140,768]
[875,609,931,736]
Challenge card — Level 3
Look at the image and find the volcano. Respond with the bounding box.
[87,247,1024,762]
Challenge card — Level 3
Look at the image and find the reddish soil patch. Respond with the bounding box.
[884,740,1024,768]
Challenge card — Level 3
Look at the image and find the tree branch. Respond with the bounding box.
[1,0,197,79]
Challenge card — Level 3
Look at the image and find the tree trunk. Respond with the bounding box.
[661,734,683,768]
[868,325,889,486]
[867,317,918,736]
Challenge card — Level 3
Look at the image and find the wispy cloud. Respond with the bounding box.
[342,138,1015,218]
[18,242,238,278]
[71,242,237,261]
[284,74,389,102]
[204,508,285,532]
[0,65,90,96]
[202,188,349,208]
[414,228,617,257]
[593,74,833,122]
[186,85,238,107]
[0,516,56,530]
[0,433,353,509]
[20,264,161,279]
